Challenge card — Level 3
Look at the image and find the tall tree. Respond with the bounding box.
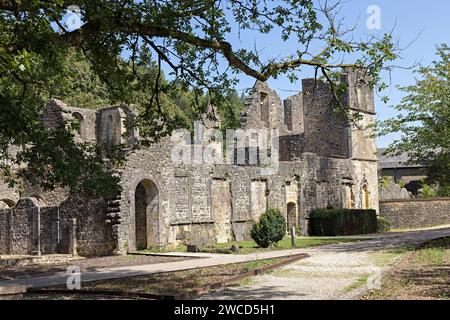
[379,44,450,195]
[1,0,399,196]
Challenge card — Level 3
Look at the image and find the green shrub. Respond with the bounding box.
[377,217,391,232]
[309,209,377,236]
[251,208,286,248]
[419,183,438,198]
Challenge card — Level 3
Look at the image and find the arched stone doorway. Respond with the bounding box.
[287,202,297,235]
[135,179,159,250]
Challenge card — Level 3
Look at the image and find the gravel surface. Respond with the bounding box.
[202,227,450,300]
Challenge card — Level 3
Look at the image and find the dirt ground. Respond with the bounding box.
[24,257,286,299]
[0,255,190,280]
[363,237,450,300]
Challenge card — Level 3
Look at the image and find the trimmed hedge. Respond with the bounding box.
[309,209,377,236]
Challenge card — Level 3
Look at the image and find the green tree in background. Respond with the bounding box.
[379,44,450,196]
[1,0,399,197]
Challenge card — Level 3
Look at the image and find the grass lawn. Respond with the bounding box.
[363,236,450,300]
[142,236,367,254]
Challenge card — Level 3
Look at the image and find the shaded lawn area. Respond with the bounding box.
[142,236,368,254]
[26,257,287,299]
[363,236,450,300]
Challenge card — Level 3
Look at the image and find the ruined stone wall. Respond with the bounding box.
[0,209,10,253]
[279,134,305,161]
[22,181,69,207]
[241,82,286,131]
[0,195,112,256]
[379,179,412,201]
[115,138,379,251]
[116,136,177,252]
[42,99,97,142]
[9,198,38,255]
[351,159,379,212]
[302,79,348,158]
[283,93,304,133]
[380,198,450,229]
[3,69,380,254]
[58,197,114,257]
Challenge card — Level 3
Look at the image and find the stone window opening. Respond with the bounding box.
[342,185,355,209]
[287,202,297,235]
[260,92,269,126]
[72,112,85,139]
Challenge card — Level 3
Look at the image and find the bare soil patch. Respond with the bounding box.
[0,255,191,280]
[25,257,289,299]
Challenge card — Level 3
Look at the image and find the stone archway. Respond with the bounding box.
[135,179,159,250]
[287,202,297,235]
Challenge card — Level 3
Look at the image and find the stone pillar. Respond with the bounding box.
[7,209,13,254]
[51,208,60,253]
[69,218,78,256]
[32,206,41,256]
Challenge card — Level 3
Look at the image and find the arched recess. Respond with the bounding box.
[135,179,160,250]
[72,112,85,139]
[0,198,16,209]
[287,202,297,235]
[105,114,118,145]
[362,184,370,209]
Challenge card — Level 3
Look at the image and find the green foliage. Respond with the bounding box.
[379,175,393,189]
[398,180,407,188]
[310,209,377,236]
[0,1,398,197]
[251,208,286,248]
[418,183,438,198]
[379,44,450,193]
[377,217,391,233]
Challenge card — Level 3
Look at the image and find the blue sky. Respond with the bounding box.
[64,1,449,147]
[221,0,450,147]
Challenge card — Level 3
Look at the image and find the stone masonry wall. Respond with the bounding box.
[0,209,10,253]
[379,198,450,229]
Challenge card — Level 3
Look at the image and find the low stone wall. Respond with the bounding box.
[379,197,450,229]
[0,196,113,257]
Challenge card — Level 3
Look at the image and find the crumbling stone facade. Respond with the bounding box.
[0,69,379,256]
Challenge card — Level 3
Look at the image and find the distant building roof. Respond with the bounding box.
[377,148,426,169]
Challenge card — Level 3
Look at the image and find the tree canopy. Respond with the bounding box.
[0,0,399,197]
[379,44,450,195]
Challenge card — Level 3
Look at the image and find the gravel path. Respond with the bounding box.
[201,227,450,300]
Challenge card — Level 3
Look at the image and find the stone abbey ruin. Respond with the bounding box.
[0,68,379,256]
